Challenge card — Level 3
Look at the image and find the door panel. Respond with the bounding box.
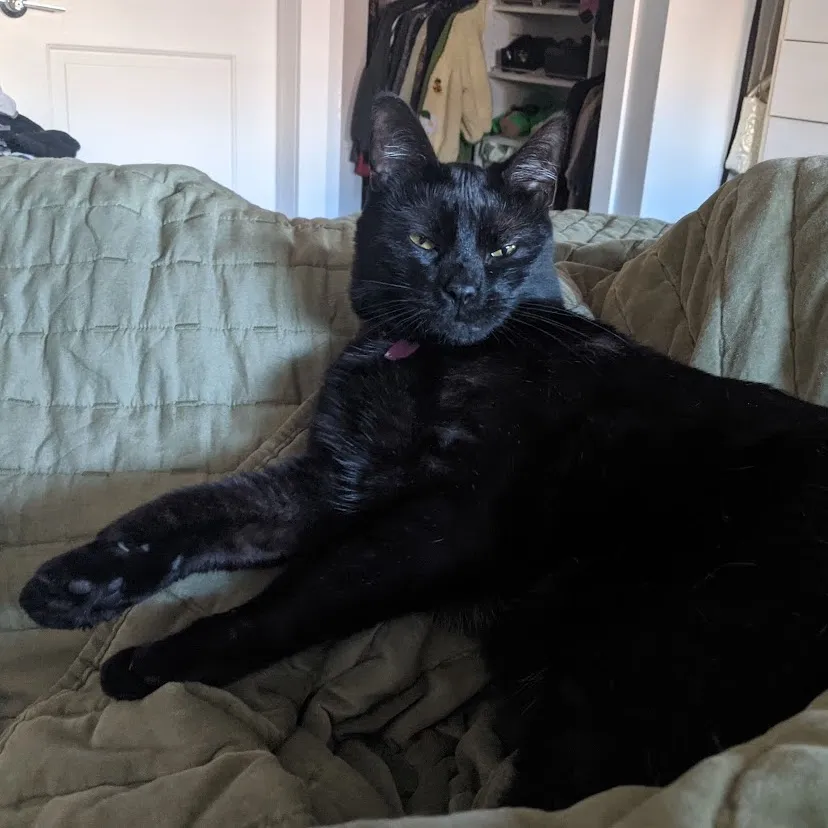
[0,0,276,209]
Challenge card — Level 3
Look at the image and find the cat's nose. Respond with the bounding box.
[442,282,477,306]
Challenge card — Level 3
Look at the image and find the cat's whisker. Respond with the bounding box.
[509,314,582,356]
[357,280,418,293]
[549,313,630,348]
[513,312,605,358]
[361,305,428,338]
[522,303,631,348]
[502,319,545,355]
[359,299,419,317]
[354,295,418,309]
[492,323,518,350]
[516,310,594,344]
[509,315,600,369]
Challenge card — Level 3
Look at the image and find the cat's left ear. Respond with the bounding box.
[370,92,438,190]
[502,112,570,207]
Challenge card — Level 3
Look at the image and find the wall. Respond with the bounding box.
[275,0,366,219]
[591,0,670,215]
[638,0,756,222]
[593,0,756,222]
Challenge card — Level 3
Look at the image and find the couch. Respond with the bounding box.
[1,156,827,828]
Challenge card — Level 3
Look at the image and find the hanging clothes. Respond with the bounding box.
[579,0,614,41]
[579,0,599,19]
[553,73,603,209]
[350,0,431,167]
[351,0,485,174]
[418,0,491,163]
[564,82,603,209]
[388,6,431,94]
[413,8,456,112]
[398,22,428,102]
[409,0,475,109]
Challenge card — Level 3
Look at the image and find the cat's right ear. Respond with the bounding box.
[370,93,438,190]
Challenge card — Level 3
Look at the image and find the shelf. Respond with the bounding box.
[489,68,579,88]
[493,3,582,17]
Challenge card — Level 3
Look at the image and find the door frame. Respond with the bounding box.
[591,0,755,220]
[275,0,367,219]
[281,0,750,221]
[590,0,670,216]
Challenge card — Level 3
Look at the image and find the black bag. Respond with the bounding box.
[543,36,591,80]
[498,35,557,72]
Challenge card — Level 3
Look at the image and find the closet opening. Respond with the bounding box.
[353,0,615,211]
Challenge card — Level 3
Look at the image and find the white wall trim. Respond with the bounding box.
[592,0,755,221]
[275,0,300,217]
[325,0,347,219]
[339,0,368,217]
[276,0,366,219]
[590,0,669,215]
[639,0,755,222]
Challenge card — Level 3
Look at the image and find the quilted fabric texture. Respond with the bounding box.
[8,155,828,828]
[0,157,669,828]
[11,155,828,828]
[0,161,360,731]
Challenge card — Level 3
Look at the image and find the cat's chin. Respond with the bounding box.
[359,312,505,348]
[433,319,502,347]
[441,328,493,347]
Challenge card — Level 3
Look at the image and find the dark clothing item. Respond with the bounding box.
[409,0,476,110]
[565,83,603,209]
[350,0,430,162]
[595,0,614,41]
[390,7,429,93]
[565,73,605,126]
[553,73,604,209]
[0,112,80,158]
[350,0,478,164]
[580,0,615,41]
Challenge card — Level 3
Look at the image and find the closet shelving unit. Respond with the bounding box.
[484,0,609,114]
[493,2,581,15]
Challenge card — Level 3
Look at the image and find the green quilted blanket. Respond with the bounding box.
[2,155,826,828]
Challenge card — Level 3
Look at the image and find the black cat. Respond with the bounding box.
[19,94,828,811]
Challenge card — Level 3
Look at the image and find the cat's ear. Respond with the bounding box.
[370,92,438,189]
[502,112,570,207]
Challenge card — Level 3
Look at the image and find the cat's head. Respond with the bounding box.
[352,93,568,347]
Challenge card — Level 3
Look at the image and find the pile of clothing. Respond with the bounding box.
[0,85,80,160]
[351,0,492,172]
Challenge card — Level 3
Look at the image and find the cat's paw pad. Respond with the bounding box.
[106,539,152,555]
[100,646,167,701]
[19,540,150,630]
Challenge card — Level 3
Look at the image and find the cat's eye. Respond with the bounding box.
[410,233,436,251]
[490,243,517,259]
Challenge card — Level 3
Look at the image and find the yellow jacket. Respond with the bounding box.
[419,2,492,163]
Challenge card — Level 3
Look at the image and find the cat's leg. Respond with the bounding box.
[99,494,491,699]
[497,589,828,810]
[20,457,328,629]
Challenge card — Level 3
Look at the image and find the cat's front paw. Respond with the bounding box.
[100,646,169,700]
[19,537,174,630]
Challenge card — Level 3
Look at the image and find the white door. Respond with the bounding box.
[0,0,277,209]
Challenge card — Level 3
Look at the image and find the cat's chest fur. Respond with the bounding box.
[306,328,565,508]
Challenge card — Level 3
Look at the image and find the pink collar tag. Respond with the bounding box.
[384,340,420,361]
